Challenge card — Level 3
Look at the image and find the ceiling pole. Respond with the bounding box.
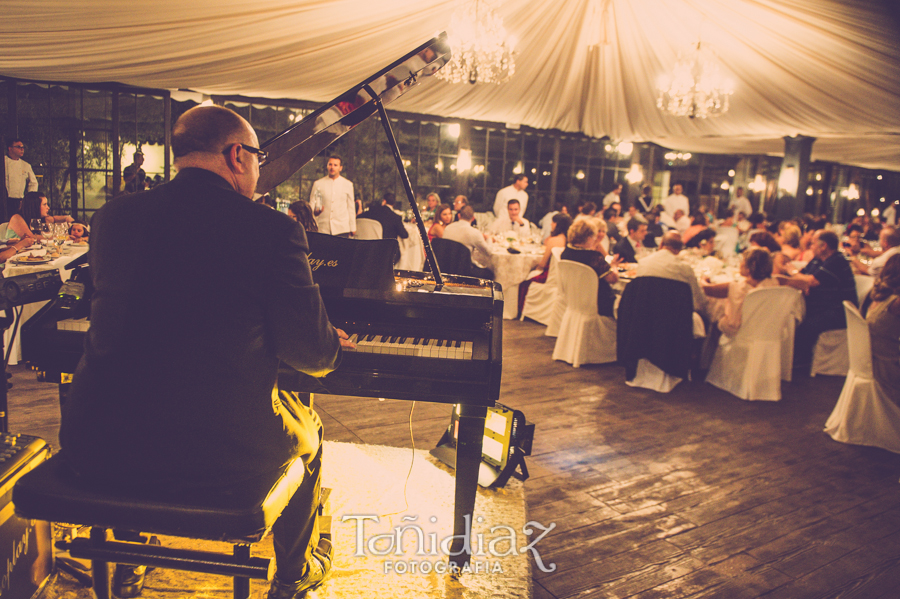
[549,137,560,209]
[776,135,815,221]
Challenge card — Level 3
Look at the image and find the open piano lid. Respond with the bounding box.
[255,33,450,197]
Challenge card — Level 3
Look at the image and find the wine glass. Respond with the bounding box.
[40,222,54,245]
[29,218,43,235]
[54,222,69,248]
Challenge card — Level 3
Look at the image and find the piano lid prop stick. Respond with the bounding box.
[368,90,444,289]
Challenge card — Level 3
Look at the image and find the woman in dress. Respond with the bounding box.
[7,191,74,242]
[560,218,620,318]
[702,247,779,337]
[772,222,803,275]
[428,204,452,241]
[863,253,900,402]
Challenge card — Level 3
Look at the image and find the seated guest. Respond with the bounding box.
[749,230,782,254]
[851,225,899,277]
[614,216,648,264]
[420,192,440,221]
[288,200,319,232]
[518,213,572,315]
[798,215,826,262]
[488,199,531,237]
[702,247,779,337]
[574,201,597,221]
[68,220,90,242]
[0,236,35,261]
[7,191,73,241]
[635,185,653,214]
[659,208,691,234]
[356,192,409,240]
[452,195,477,228]
[841,223,867,257]
[561,218,620,319]
[644,205,664,248]
[780,230,857,375]
[636,231,707,313]
[602,207,624,246]
[443,206,493,276]
[748,212,767,231]
[681,211,709,245]
[428,204,453,240]
[773,222,803,274]
[862,254,900,401]
[685,228,717,256]
[539,200,568,241]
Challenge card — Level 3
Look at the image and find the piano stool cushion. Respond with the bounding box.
[13,453,305,544]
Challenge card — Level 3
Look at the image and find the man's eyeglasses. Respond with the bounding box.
[223,143,267,165]
[10,145,25,150]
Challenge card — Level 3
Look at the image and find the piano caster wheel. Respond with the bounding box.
[36,371,46,382]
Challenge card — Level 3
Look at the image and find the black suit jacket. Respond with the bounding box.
[613,236,637,263]
[60,168,341,484]
[357,204,408,240]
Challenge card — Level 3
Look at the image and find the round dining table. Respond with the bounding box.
[489,240,544,319]
[2,242,89,365]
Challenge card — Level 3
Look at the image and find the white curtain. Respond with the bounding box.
[1,0,898,170]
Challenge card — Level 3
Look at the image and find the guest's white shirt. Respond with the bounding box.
[493,185,528,218]
[728,196,753,218]
[488,216,531,236]
[4,155,38,198]
[636,249,707,312]
[443,220,493,269]
[884,203,897,226]
[310,175,355,235]
[661,193,690,217]
[659,211,691,233]
[870,246,900,278]
[602,192,620,208]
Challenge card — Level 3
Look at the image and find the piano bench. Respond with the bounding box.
[13,452,307,599]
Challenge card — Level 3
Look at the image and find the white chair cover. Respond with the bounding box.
[0,222,8,240]
[544,251,569,337]
[551,260,617,367]
[355,218,383,240]
[705,286,804,400]
[714,227,739,258]
[855,275,875,305]
[811,328,849,377]
[626,359,682,393]
[824,302,900,453]
[521,247,564,325]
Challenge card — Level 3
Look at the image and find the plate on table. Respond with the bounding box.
[10,253,53,265]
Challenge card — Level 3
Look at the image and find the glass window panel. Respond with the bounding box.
[469,127,487,161]
[439,123,459,155]
[420,122,439,153]
[84,89,112,123]
[83,171,112,213]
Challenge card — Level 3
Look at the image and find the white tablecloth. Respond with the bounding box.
[489,243,543,319]
[3,245,88,365]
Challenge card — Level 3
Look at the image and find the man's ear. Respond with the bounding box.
[225,144,246,173]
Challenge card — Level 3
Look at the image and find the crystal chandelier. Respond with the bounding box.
[657,41,733,119]
[437,0,515,85]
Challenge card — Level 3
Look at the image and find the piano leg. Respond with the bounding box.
[449,403,488,572]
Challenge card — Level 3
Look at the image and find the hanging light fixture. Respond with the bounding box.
[437,0,516,85]
[657,40,733,119]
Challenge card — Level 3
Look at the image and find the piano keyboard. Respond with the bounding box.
[345,333,473,359]
[57,318,90,332]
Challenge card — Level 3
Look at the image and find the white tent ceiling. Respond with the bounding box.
[2,0,899,171]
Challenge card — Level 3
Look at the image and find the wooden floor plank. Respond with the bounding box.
[7,317,900,599]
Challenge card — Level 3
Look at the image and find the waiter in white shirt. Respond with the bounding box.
[728,187,753,218]
[310,155,355,237]
[661,183,690,218]
[493,174,529,218]
[5,138,38,218]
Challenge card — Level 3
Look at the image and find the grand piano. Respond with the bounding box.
[22,33,503,569]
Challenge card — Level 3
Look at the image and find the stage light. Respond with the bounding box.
[430,403,534,488]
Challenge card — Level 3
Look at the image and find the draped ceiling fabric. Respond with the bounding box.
[2,0,899,171]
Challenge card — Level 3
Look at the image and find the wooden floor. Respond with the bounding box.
[7,319,900,598]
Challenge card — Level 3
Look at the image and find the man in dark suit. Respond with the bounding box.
[613,217,648,263]
[356,192,409,240]
[59,105,348,599]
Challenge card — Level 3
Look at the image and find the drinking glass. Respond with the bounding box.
[29,218,43,235]
[40,222,54,245]
[54,222,69,247]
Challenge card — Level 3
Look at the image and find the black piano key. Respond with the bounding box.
[413,337,421,345]
[437,339,444,347]
[366,334,376,342]
[399,337,407,343]
[455,340,462,348]
[380,335,389,343]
